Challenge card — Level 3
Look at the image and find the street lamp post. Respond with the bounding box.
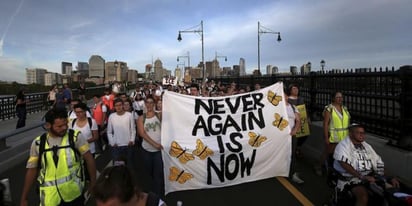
[177,51,190,73]
[258,21,281,75]
[214,51,227,77]
[177,20,205,82]
[320,59,325,72]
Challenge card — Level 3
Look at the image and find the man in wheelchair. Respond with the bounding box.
[332,123,404,206]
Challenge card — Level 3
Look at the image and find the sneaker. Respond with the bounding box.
[291,173,304,184]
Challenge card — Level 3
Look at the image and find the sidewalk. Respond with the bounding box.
[0,111,46,135]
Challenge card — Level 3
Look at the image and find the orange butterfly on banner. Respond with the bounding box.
[267,90,282,106]
[248,132,267,147]
[273,113,289,131]
[192,139,214,160]
[169,141,195,164]
[169,166,193,184]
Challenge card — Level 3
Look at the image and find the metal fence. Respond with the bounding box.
[0,85,111,121]
[211,65,412,150]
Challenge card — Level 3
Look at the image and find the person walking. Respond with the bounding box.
[315,91,350,176]
[63,84,73,109]
[78,82,86,102]
[287,84,310,158]
[47,85,57,109]
[106,98,136,165]
[20,108,96,206]
[284,88,303,184]
[15,88,28,129]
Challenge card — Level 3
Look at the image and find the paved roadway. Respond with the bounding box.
[0,111,332,206]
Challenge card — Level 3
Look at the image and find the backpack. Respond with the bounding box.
[36,129,81,169]
[72,117,93,129]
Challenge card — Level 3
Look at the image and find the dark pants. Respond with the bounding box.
[289,136,298,177]
[110,145,136,167]
[142,149,165,198]
[16,107,26,129]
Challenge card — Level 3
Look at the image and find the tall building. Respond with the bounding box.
[154,59,163,82]
[233,65,240,76]
[77,62,89,77]
[175,67,182,85]
[145,64,153,80]
[205,61,215,78]
[89,55,105,78]
[290,66,298,75]
[266,64,273,75]
[61,62,72,75]
[272,66,279,74]
[26,68,47,84]
[105,61,128,83]
[127,69,138,83]
[239,58,246,76]
[44,72,60,86]
[300,62,311,74]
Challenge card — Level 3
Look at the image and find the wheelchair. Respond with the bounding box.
[324,158,411,206]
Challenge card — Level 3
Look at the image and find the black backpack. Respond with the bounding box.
[71,117,93,129]
[36,129,81,169]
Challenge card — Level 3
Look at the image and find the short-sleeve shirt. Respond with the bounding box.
[26,131,89,168]
[70,118,98,154]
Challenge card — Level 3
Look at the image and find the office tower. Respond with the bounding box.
[89,55,105,78]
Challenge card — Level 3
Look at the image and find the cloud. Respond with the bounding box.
[0,56,26,83]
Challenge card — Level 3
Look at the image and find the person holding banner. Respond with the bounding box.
[137,95,164,198]
[189,83,200,96]
[287,84,311,158]
[284,88,304,184]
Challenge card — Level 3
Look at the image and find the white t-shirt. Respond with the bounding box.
[107,112,136,147]
[333,137,384,177]
[70,118,98,154]
[142,115,161,152]
[286,104,298,131]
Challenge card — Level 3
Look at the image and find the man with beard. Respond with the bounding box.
[20,108,96,206]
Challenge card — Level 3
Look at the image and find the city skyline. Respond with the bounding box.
[0,0,411,83]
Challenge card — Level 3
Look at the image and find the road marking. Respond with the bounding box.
[276,177,314,206]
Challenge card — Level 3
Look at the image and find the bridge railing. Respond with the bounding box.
[211,65,412,150]
[0,85,110,121]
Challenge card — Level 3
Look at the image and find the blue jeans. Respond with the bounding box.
[142,149,164,198]
[111,146,130,163]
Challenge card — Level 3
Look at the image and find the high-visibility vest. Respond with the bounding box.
[92,102,106,125]
[327,104,350,143]
[36,131,84,206]
[102,94,115,111]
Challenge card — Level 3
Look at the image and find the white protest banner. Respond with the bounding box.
[161,82,291,194]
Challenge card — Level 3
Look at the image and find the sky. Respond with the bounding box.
[0,0,411,83]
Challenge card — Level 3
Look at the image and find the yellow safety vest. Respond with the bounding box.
[327,104,350,143]
[36,130,84,206]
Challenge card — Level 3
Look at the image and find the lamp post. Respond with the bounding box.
[258,21,281,75]
[177,51,190,74]
[320,59,325,72]
[177,20,205,82]
[214,51,227,77]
